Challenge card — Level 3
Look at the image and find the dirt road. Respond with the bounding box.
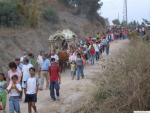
[5,40,129,113]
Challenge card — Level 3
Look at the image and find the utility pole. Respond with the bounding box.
[123,0,128,25]
[118,12,120,21]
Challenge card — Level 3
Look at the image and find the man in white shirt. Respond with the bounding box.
[51,52,59,63]
[37,51,44,66]
[22,58,33,97]
[20,51,28,63]
[39,54,50,90]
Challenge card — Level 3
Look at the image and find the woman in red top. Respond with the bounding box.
[90,45,96,65]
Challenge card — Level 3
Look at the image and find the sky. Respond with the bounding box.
[99,0,150,23]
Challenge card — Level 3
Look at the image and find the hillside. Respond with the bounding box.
[0,0,105,71]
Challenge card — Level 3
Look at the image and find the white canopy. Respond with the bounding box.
[49,29,76,41]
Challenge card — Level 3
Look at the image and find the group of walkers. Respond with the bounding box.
[136,26,146,36]
[0,27,128,113]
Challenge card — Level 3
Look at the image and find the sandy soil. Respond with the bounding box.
[5,40,129,113]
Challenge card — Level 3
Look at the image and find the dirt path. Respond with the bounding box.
[5,40,129,113]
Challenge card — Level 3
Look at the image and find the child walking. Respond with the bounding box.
[25,67,38,113]
[7,75,22,113]
[0,73,7,113]
[70,61,76,80]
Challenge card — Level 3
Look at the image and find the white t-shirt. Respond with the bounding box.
[26,77,38,94]
[37,55,43,65]
[111,33,114,40]
[142,27,145,32]
[69,53,77,62]
[94,44,99,52]
[8,83,22,97]
[51,54,59,62]
[22,63,33,81]
[20,55,27,62]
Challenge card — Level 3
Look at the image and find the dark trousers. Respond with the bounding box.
[96,52,100,61]
[106,45,110,55]
[50,81,60,100]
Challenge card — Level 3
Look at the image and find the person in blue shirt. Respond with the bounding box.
[39,54,50,90]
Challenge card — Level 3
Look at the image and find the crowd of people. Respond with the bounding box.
[136,26,146,36]
[0,27,128,113]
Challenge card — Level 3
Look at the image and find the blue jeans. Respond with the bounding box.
[49,81,60,100]
[9,96,21,113]
[90,55,95,65]
[76,65,84,80]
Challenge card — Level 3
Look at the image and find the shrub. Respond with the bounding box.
[58,0,69,6]
[42,7,59,24]
[0,1,23,27]
[28,1,39,27]
[0,0,39,27]
[74,38,150,113]
[143,31,150,42]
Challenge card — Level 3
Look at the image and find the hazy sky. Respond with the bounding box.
[100,0,150,23]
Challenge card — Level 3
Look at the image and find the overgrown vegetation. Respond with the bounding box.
[0,0,104,27]
[78,0,103,21]
[0,0,39,27]
[27,0,39,27]
[0,0,60,27]
[58,0,103,21]
[74,33,150,113]
[58,0,70,6]
[0,0,24,27]
[42,7,59,24]
[112,19,120,25]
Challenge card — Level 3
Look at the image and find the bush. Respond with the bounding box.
[42,7,59,24]
[143,31,150,42]
[28,1,39,28]
[75,39,150,113]
[58,0,69,6]
[0,1,23,27]
[0,0,39,27]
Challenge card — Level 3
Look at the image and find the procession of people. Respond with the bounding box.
[0,27,128,113]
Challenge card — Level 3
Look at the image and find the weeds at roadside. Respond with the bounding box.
[74,33,150,113]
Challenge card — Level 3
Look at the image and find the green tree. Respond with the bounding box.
[0,0,23,27]
[128,20,139,30]
[59,0,103,21]
[42,7,59,24]
[143,19,150,26]
[112,19,120,25]
[78,0,103,19]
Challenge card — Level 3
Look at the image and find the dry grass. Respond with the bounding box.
[74,34,150,113]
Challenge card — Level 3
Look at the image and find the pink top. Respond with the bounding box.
[7,70,22,90]
[8,70,22,82]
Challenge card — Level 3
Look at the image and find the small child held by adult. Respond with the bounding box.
[0,73,7,113]
[25,67,39,113]
[70,61,76,80]
[7,75,22,113]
